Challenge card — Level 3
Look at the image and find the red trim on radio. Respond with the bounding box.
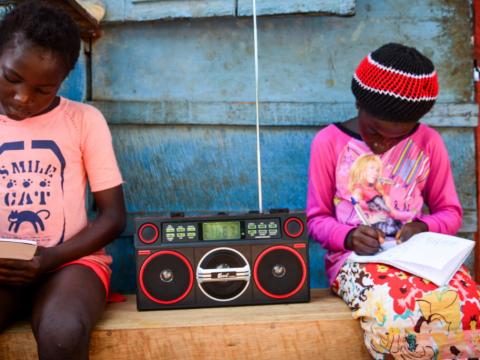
[138,250,152,255]
[293,243,306,249]
[138,223,159,244]
[139,250,194,305]
[283,217,304,238]
[253,245,307,299]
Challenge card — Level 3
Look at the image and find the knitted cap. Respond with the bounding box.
[351,43,439,122]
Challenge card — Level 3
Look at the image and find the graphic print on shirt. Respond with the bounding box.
[0,140,66,246]
[335,138,430,236]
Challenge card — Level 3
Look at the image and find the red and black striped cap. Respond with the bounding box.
[351,43,439,122]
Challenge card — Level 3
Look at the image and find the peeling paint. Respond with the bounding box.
[351,20,366,42]
[434,0,473,102]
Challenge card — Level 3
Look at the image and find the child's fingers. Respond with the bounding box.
[376,229,385,244]
[355,240,379,255]
[395,228,403,242]
[354,228,382,254]
[360,226,384,244]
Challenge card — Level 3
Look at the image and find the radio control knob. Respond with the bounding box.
[138,223,159,244]
[283,217,304,238]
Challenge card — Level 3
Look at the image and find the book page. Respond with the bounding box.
[349,232,474,270]
[0,238,37,260]
[0,238,36,245]
[348,232,475,286]
[392,232,474,270]
[380,236,398,251]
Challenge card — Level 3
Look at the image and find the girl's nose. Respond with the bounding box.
[13,88,30,104]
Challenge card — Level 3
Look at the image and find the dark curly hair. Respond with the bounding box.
[0,0,80,75]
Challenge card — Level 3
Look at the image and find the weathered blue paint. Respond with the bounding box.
[93,14,471,105]
[104,0,355,23]
[237,0,355,17]
[59,48,87,102]
[118,0,234,22]
[92,100,478,127]
[86,0,477,292]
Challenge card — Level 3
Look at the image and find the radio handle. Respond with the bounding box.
[196,265,251,283]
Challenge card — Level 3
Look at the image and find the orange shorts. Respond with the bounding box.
[59,258,111,298]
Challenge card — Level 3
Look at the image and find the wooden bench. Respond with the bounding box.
[0,289,370,359]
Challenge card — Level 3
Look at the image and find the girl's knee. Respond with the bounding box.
[35,313,91,359]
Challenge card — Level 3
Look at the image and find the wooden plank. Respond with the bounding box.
[94,10,472,105]
[104,0,235,22]
[237,0,356,17]
[102,0,356,22]
[107,126,475,213]
[92,101,478,127]
[1,290,370,359]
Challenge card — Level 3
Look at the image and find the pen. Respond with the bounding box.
[351,197,385,246]
[351,197,370,225]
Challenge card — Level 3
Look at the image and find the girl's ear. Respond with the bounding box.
[355,101,360,110]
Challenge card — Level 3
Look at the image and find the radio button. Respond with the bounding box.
[268,222,277,229]
[187,232,196,239]
[284,217,304,238]
[258,230,268,236]
[177,232,186,239]
[247,222,256,230]
[165,233,175,242]
[138,223,159,244]
[269,229,278,236]
[187,225,196,232]
[165,225,175,233]
[177,226,186,233]
[248,229,257,237]
[258,223,267,229]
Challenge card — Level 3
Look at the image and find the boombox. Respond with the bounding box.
[134,209,310,310]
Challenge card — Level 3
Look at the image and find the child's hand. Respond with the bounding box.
[395,221,428,243]
[0,246,51,286]
[345,225,385,255]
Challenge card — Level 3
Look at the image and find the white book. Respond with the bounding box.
[0,238,37,260]
[348,232,475,286]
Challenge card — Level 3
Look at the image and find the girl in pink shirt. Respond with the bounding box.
[307,43,480,358]
[0,2,125,359]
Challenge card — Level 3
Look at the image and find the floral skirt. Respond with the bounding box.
[332,260,480,359]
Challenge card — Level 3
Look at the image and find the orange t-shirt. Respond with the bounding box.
[0,97,123,267]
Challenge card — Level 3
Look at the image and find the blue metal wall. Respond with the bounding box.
[62,0,476,292]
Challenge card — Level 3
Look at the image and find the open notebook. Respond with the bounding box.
[348,232,475,286]
[0,238,37,260]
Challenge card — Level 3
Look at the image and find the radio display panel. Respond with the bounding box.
[202,221,241,241]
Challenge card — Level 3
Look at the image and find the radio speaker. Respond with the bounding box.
[135,210,309,310]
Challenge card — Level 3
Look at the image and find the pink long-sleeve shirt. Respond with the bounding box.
[306,123,462,285]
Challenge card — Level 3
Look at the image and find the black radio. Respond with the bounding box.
[134,209,309,310]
